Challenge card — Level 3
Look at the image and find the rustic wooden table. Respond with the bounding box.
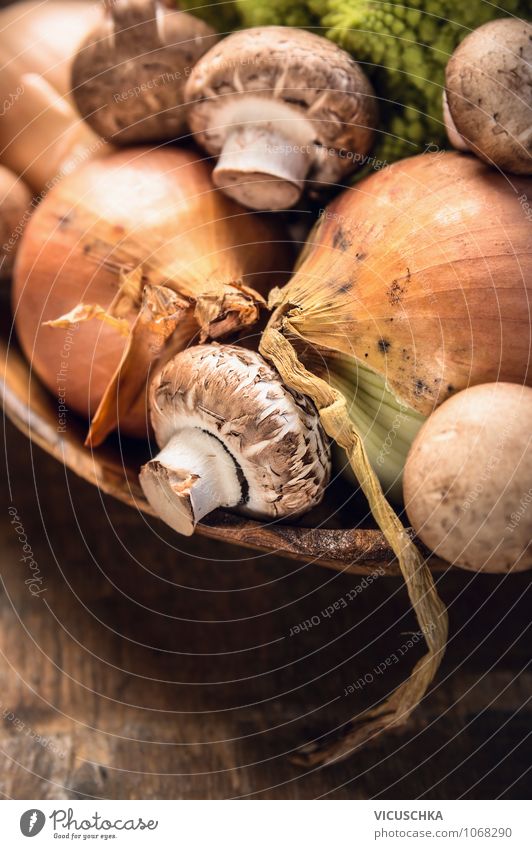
[1,419,530,800]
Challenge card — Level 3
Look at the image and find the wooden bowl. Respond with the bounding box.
[1,310,444,576]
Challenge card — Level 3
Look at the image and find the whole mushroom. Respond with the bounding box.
[444,18,532,175]
[139,344,331,535]
[404,382,532,573]
[72,0,217,144]
[185,26,378,210]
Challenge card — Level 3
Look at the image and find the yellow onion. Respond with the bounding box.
[13,146,292,444]
[260,151,532,765]
[0,0,108,192]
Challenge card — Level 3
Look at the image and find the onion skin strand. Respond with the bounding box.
[260,320,448,767]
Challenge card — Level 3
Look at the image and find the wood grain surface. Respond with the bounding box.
[1,418,530,799]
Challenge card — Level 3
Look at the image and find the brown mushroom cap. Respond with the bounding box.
[140,343,331,535]
[185,26,378,209]
[404,382,532,573]
[445,18,532,175]
[72,0,217,144]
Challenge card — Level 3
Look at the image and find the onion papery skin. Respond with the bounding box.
[273,152,532,420]
[13,147,292,438]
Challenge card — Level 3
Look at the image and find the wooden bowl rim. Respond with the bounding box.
[1,331,446,576]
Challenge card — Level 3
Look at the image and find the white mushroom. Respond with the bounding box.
[185,26,378,210]
[444,18,532,175]
[139,344,331,536]
[71,0,217,144]
[404,382,532,573]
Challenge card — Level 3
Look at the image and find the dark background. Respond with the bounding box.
[1,419,530,799]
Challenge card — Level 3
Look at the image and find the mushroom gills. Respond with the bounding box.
[140,428,242,536]
[186,26,378,211]
[139,343,330,536]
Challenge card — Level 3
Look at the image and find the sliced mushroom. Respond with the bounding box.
[139,344,331,535]
[72,0,217,144]
[444,18,532,175]
[185,26,378,210]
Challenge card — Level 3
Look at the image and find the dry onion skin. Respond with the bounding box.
[0,0,108,193]
[13,146,292,444]
[0,165,31,283]
[404,382,532,573]
[260,151,532,765]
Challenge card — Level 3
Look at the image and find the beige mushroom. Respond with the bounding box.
[444,18,532,175]
[185,26,378,210]
[0,166,31,283]
[404,382,532,573]
[139,344,331,536]
[72,0,217,144]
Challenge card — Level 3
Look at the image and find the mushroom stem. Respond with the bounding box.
[213,125,311,210]
[140,428,242,535]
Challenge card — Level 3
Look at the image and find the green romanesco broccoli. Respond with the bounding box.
[177,0,240,33]
[180,0,529,163]
[307,0,529,161]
